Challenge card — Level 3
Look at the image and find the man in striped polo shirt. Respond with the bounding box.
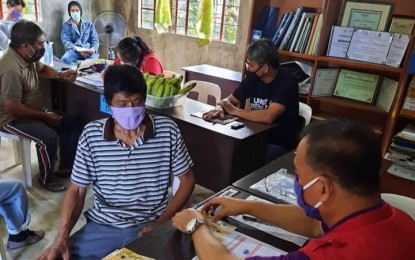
[38,65,195,259]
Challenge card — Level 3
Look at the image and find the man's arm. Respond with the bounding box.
[3,99,61,126]
[157,170,195,224]
[223,102,286,124]
[173,208,237,260]
[203,94,241,121]
[203,197,322,238]
[38,65,77,82]
[37,184,87,260]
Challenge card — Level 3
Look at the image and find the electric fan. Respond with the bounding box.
[94,11,128,60]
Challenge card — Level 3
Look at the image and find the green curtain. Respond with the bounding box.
[196,0,214,46]
[155,0,172,34]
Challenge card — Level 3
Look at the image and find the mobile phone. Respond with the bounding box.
[231,122,244,130]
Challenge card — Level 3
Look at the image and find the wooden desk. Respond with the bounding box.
[182,64,242,99]
[126,187,300,260]
[40,79,275,192]
[233,151,415,200]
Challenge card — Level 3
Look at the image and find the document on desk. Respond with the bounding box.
[192,229,286,259]
[190,111,238,125]
[250,168,297,205]
[230,195,308,246]
[103,247,155,260]
[76,73,104,88]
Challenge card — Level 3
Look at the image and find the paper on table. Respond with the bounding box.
[74,46,94,52]
[190,111,238,125]
[230,195,308,246]
[103,247,155,260]
[76,73,104,87]
[192,229,286,260]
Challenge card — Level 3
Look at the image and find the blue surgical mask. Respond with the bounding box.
[10,10,21,20]
[294,176,323,221]
[110,106,145,130]
[71,12,81,21]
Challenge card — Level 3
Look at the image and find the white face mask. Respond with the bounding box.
[71,12,81,21]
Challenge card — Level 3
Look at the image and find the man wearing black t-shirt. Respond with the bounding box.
[203,39,299,161]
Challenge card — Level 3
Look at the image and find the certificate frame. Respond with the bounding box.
[345,29,394,65]
[340,1,393,31]
[333,69,380,104]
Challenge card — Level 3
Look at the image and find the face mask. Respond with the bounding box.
[27,44,45,63]
[10,10,21,20]
[245,64,264,80]
[294,176,323,221]
[71,12,81,21]
[111,106,145,130]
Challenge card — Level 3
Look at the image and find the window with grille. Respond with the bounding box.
[138,0,240,44]
[0,0,42,22]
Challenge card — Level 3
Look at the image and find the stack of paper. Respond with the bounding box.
[76,73,104,88]
[249,168,297,204]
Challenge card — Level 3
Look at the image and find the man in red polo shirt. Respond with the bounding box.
[173,120,415,260]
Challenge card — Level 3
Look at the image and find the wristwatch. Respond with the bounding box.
[185,218,208,234]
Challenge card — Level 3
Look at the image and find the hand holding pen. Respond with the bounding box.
[58,65,78,82]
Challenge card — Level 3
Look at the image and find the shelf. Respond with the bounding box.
[278,50,317,62]
[318,56,403,75]
[400,112,415,120]
[310,96,389,129]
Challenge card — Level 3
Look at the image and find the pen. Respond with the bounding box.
[75,62,81,74]
[242,215,258,222]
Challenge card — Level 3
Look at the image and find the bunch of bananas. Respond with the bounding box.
[143,73,197,97]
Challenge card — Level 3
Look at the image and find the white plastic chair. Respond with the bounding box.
[299,102,312,127]
[381,193,415,220]
[185,80,222,104]
[0,132,32,188]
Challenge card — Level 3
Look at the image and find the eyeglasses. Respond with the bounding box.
[245,62,264,73]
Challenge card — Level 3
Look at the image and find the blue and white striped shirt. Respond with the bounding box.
[71,115,193,228]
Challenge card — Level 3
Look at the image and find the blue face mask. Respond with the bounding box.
[71,12,81,21]
[294,176,323,221]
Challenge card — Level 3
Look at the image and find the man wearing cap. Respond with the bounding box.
[61,1,99,64]
[0,0,25,50]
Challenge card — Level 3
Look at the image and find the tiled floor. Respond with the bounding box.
[0,137,213,259]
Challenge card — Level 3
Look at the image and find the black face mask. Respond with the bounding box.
[27,44,45,63]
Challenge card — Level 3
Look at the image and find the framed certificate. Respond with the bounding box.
[385,33,410,68]
[333,69,380,104]
[327,26,354,58]
[340,1,393,31]
[312,69,339,97]
[346,29,394,65]
[389,17,415,34]
[375,77,398,112]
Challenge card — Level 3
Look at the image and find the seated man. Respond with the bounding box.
[0,0,24,50]
[173,120,415,259]
[0,20,78,192]
[0,180,44,250]
[38,65,195,259]
[61,1,99,64]
[203,39,299,162]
